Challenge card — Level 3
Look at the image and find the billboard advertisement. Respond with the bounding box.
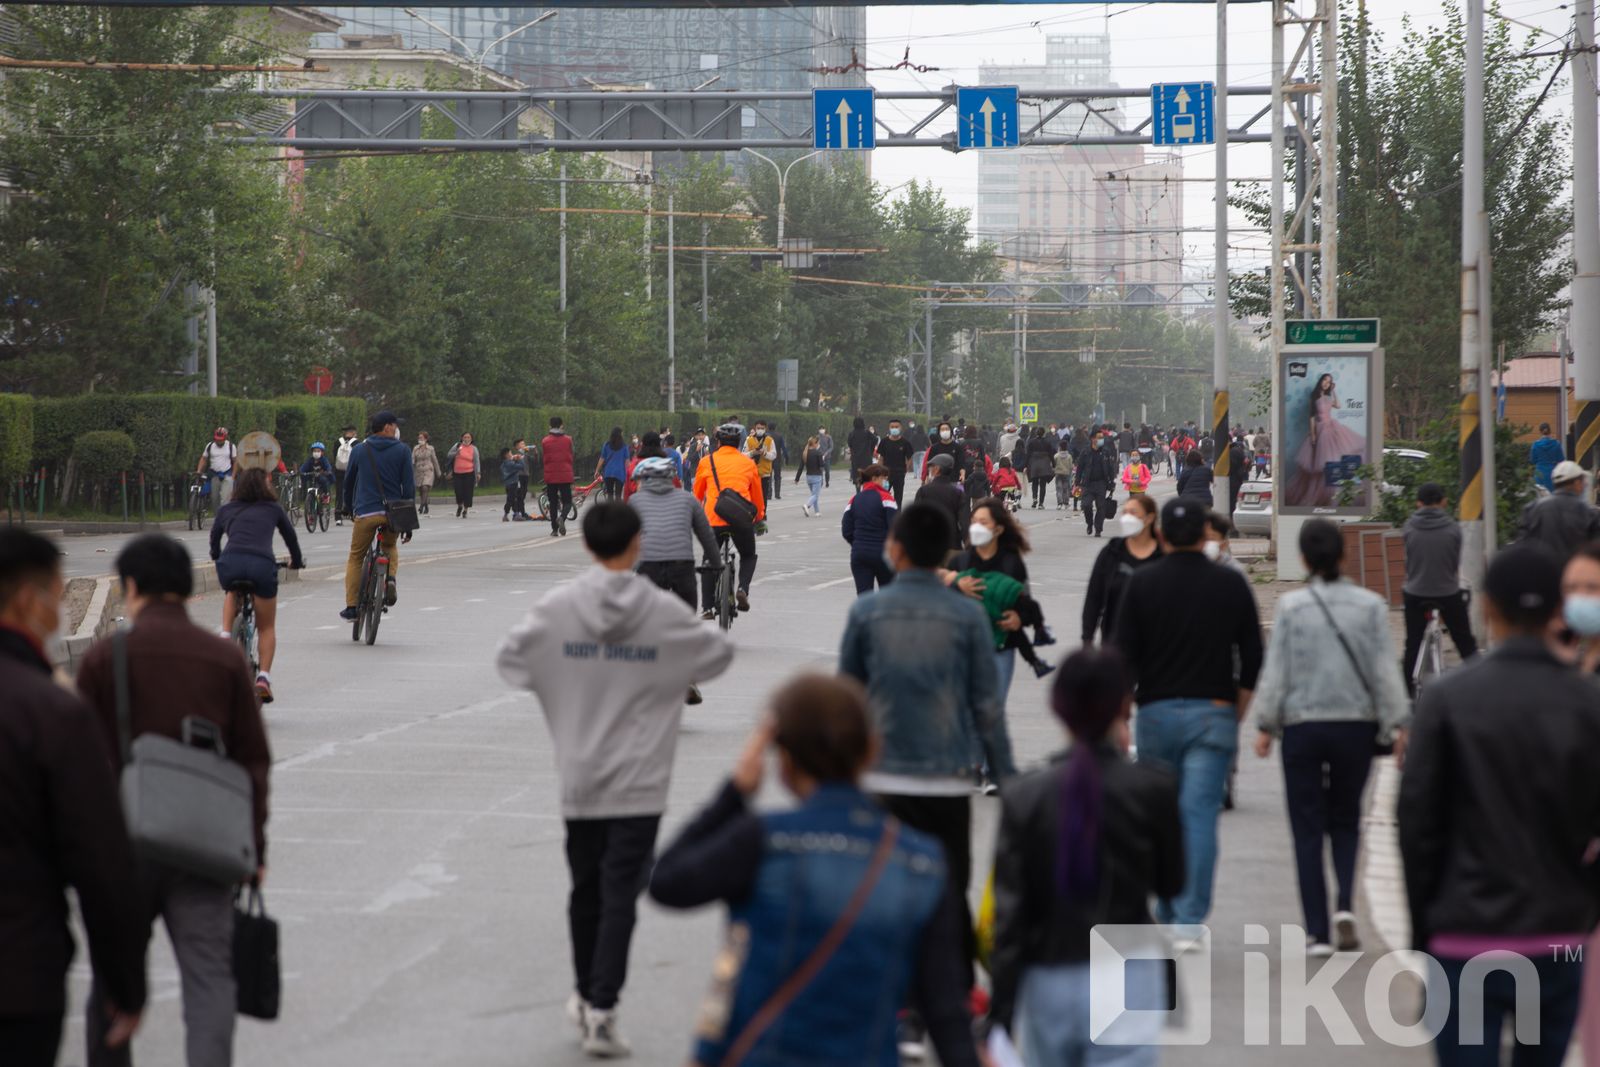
[1279,350,1381,516]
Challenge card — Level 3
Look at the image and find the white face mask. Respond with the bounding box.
[968,523,995,548]
[940,429,953,442]
[1117,512,1144,538]
[1202,540,1223,562]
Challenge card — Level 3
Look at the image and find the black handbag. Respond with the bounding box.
[368,444,419,534]
[233,883,281,1020]
[708,454,757,530]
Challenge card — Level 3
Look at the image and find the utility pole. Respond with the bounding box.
[1573,0,1600,476]
[701,219,710,348]
[1460,0,1489,634]
[666,191,676,414]
[559,160,568,402]
[1212,0,1232,519]
[205,284,218,397]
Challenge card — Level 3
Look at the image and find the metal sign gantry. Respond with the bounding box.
[222,84,1278,152]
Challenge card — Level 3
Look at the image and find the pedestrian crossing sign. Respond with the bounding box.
[1019,403,1039,424]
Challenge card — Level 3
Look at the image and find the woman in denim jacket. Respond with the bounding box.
[1251,519,1410,956]
[650,674,981,1067]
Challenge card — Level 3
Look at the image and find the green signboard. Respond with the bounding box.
[1285,319,1380,347]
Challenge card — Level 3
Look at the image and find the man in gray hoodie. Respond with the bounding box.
[1401,482,1478,694]
[495,503,733,1059]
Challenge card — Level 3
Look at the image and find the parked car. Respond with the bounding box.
[1233,448,1429,538]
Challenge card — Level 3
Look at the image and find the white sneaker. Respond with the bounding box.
[1333,910,1360,952]
[582,1009,631,1058]
[566,993,589,1034]
[1308,940,1335,959]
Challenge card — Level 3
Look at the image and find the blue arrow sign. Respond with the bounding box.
[813,88,875,150]
[1150,81,1215,146]
[955,86,1019,149]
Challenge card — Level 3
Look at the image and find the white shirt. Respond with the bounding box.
[203,441,235,473]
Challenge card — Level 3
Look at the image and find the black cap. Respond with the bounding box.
[369,410,403,434]
[1484,543,1563,629]
[1160,498,1207,548]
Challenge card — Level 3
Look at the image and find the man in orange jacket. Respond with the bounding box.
[693,422,766,619]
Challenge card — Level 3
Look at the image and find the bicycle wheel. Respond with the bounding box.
[1412,625,1444,693]
[534,490,550,520]
[717,560,736,631]
[319,496,331,532]
[363,555,385,645]
[231,604,259,677]
[188,489,201,531]
[305,495,318,534]
[352,553,371,642]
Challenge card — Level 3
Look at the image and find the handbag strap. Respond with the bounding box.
[709,451,727,495]
[1307,585,1376,712]
[717,819,900,1067]
[113,629,131,762]
[367,441,400,502]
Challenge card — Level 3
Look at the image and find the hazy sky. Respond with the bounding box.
[855,0,1579,272]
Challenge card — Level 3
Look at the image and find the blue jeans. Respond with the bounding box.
[1018,959,1165,1066]
[1431,954,1583,1067]
[994,647,1016,709]
[806,474,823,513]
[1134,698,1238,926]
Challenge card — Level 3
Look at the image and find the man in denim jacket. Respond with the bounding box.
[838,503,1015,1047]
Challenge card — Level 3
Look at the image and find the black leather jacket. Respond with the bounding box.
[988,748,1184,1029]
[1399,638,1600,950]
[1518,491,1600,561]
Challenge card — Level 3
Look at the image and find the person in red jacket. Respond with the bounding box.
[541,416,577,538]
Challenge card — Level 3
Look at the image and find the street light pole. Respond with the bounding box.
[667,192,676,414]
[404,8,556,87]
[741,148,824,247]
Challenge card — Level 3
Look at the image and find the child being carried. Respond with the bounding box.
[954,565,1055,679]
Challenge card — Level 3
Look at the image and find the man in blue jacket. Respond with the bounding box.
[1531,423,1565,491]
[341,411,416,621]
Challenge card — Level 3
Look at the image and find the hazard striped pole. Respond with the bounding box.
[1212,0,1233,521]
[1573,0,1600,480]
[1459,0,1488,637]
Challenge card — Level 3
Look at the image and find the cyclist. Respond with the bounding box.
[630,456,719,704]
[195,425,237,504]
[340,410,415,623]
[692,422,765,620]
[299,441,334,507]
[210,467,305,703]
[1401,482,1478,694]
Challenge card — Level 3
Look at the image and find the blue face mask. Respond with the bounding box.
[1566,595,1600,637]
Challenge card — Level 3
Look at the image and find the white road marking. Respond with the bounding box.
[419,606,443,612]
[808,576,855,590]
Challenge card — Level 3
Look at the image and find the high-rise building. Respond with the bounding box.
[313,6,866,148]
[977,34,1183,292]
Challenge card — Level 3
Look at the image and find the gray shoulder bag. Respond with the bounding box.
[1306,586,1395,756]
[115,630,258,884]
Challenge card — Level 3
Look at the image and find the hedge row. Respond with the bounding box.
[4,392,920,487]
[22,394,367,481]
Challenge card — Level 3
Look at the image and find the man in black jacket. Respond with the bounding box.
[1518,461,1600,561]
[912,453,967,553]
[1400,544,1600,1065]
[0,529,145,1066]
[846,417,878,489]
[1075,433,1117,536]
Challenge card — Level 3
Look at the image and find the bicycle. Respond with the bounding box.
[304,484,332,534]
[698,537,739,632]
[353,521,393,645]
[228,561,289,681]
[535,477,603,525]
[187,472,211,531]
[1411,607,1446,694]
[277,474,302,526]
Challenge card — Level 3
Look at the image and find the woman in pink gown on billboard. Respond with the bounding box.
[1287,373,1367,507]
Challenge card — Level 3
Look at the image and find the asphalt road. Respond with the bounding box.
[57,474,1430,1067]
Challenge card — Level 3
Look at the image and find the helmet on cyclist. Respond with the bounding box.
[631,456,676,481]
[714,422,745,447]
[310,441,326,452]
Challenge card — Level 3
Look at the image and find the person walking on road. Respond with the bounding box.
[447,432,480,518]
[650,676,985,1067]
[209,468,306,703]
[1075,433,1117,537]
[1226,434,1248,518]
[744,421,778,503]
[846,417,879,489]
[1177,448,1215,504]
[987,649,1183,1062]
[1114,498,1263,928]
[1025,426,1056,509]
[1518,460,1600,560]
[796,435,826,517]
[921,421,962,482]
[944,499,1039,711]
[841,463,898,595]
[1400,483,1478,693]
[412,432,440,516]
[1121,450,1152,498]
[961,426,991,502]
[838,503,1016,1058]
[76,534,270,1067]
[769,429,788,500]
[499,447,527,523]
[0,529,146,1067]
[1400,544,1600,1067]
[596,428,629,502]
[1532,422,1566,492]
[817,425,835,487]
[912,452,967,554]
[1052,443,1075,510]
[877,418,915,507]
[495,503,733,1059]
[333,425,358,525]
[542,416,576,538]
[340,412,416,622]
[1082,495,1162,648]
[1251,520,1409,957]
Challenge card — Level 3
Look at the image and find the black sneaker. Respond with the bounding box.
[1033,625,1057,647]
[384,578,397,607]
[735,589,750,613]
[1032,660,1056,679]
[686,684,704,706]
[339,606,359,621]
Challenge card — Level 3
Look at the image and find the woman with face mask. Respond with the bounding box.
[1081,495,1162,648]
[941,500,1043,707]
[921,421,963,481]
[1561,544,1600,673]
[840,464,897,595]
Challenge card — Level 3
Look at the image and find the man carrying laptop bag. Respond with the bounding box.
[76,534,271,1067]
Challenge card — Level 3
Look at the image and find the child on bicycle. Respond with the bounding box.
[991,456,1023,512]
[300,442,334,496]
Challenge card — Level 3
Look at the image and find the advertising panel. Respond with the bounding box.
[1279,350,1381,516]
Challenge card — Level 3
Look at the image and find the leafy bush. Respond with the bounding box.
[71,430,135,482]
[0,394,34,483]
[1356,418,1536,546]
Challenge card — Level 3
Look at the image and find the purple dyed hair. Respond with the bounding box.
[1051,649,1132,902]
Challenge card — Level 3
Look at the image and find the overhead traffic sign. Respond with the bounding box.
[1150,82,1215,146]
[813,88,875,150]
[1019,403,1039,424]
[955,86,1018,149]
[1285,318,1381,346]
